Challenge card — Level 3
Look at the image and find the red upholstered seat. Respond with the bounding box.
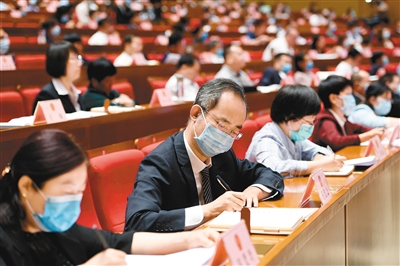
[113,82,135,98]
[148,79,168,91]
[16,55,46,69]
[0,91,26,122]
[20,88,40,115]
[88,149,145,232]
[76,180,102,229]
[254,114,272,129]
[232,120,259,160]
[141,141,162,155]
[76,86,88,95]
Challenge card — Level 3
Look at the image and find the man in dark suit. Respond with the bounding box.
[259,53,292,86]
[125,78,284,233]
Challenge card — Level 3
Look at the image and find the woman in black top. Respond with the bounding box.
[0,129,219,266]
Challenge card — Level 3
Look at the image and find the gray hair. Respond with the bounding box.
[193,78,248,113]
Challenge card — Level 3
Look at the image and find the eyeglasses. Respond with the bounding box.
[297,118,315,126]
[205,110,243,140]
[69,55,83,63]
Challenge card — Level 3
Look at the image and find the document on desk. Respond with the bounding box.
[125,246,216,266]
[344,156,376,167]
[208,208,319,235]
[323,165,355,176]
[90,105,145,113]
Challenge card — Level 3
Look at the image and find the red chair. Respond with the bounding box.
[76,86,88,95]
[254,114,272,129]
[141,141,163,155]
[0,91,26,122]
[232,120,259,160]
[76,180,102,229]
[16,55,46,69]
[113,82,135,98]
[88,149,145,232]
[147,77,168,91]
[20,88,40,115]
[9,36,26,43]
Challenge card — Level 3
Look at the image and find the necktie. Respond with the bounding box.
[201,167,213,204]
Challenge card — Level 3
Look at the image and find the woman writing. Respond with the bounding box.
[0,129,219,265]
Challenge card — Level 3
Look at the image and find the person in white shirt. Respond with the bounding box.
[199,40,224,64]
[114,35,150,67]
[262,27,298,62]
[75,0,92,26]
[214,44,254,87]
[88,18,121,46]
[161,31,185,64]
[165,54,200,102]
[335,46,363,79]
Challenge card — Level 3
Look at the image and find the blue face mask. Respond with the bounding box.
[29,0,38,5]
[0,37,10,55]
[382,57,389,66]
[50,25,61,37]
[26,186,82,232]
[216,48,224,57]
[194,109,234,157]
[306,61,314,71]
[374,98,391,116]
[282,63,292,74]
[397,84,400,95]
[340,94,356,117]
[289,122,314,142]
[200,32,209,42]
[383,30,391,40]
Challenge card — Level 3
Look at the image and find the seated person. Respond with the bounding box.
[310,35,328,54]
[0,27,10,55]
[124,79,284,232]
[311,75,384,151]
[246,85,345,178]
[0,129,219,265]
[351,70,370,104]
[114,35,155,67]
[369,51,388,76]
[259,53,292,86]
[335,46,363,79]
[199,40,224,64]
[39,19,61,44]
[379,73,400,118]
[293,52,320,87]
[165,54,200,102]
[262,27,298,61]
[62,33,90,65]
[214,45,254,87]
[348,82,400,128]
[161,31,185,65]
[241,19,271,46]
[33,41,83,114]
[343,21,363,48]
[82,58,136,111]
[88,18,121,46]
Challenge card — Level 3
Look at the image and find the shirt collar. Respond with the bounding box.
[222,64,241,77]
[183,130,212,174]
[329,108,346,127]
[52,78,80,96]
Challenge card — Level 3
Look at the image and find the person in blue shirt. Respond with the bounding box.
[259,53,292,86]
[348,82,400,128]
[246,85,346,178]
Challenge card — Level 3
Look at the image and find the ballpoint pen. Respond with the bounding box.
[216,175,232,191]
[326,145,335,159]
[93,225,109,250]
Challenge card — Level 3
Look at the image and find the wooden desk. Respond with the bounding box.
[206,146,400,265]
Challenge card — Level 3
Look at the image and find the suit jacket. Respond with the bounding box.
[259,67,281,86]
[0,223,133,266]
[32,81,84,114]
[124,131,284,233]
[311,110,371,152]
[388,92,400,118]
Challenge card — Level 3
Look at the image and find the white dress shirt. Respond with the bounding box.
[165,74,199,102]
[262,37,294,62]
[52,78,81,112]
[88,31,108,46]
[214,65,254,87]
[113,51,133,67]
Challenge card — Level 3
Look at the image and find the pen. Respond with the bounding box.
[216,175,232,191]
[326,145,335,159]
[93,225,109,249]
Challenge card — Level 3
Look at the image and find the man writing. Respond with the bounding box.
[125,78,284,232]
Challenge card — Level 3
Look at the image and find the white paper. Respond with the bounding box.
[256,84,280,93]
[344,156,376,166]
[125,246,216,266]
[361,138,400,148]
[324,165,355,176]
[90,105,145,113]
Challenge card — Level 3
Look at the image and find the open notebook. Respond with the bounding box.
[344,156,376,167]
[208,208,318,235]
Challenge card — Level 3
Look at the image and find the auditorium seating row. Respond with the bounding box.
[0,81,135,122]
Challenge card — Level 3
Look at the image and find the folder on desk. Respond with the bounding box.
[344,156,376,167]
[323,165,355,176]
[208,208,318,235]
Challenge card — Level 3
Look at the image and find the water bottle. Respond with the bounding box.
[176,74,184,102]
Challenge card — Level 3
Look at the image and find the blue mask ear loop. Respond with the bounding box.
[193,106,208,139]
[24,181,47,215]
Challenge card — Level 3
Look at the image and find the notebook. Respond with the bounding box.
[323,165,355,176]
[344,156,376,167]
[208,208,319,235]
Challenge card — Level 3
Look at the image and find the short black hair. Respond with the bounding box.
[207,40,220,51]
[98,18,110,28]
[253,19,265,27]
[41,19,57,30]
[223,44,232,60]
[271,85,321,123]
[371,51,384,64]
[310,35,320,50]
[46,41,78,78]
[365,82,391,109]
[347,20,358,29]
[379,73,396,85]
[87,58,117,84]
[274,53,291,61]
[176,53,198,70]
[123,34,136,44]
[168,31,183,47]
[63,33,82,43]
[294,52,306,72]
[347,46,361,59]
[318,75,353,109]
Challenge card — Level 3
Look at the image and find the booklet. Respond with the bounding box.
[344,156,376,167]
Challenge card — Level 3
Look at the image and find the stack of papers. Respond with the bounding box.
[324,165,355,176]
[125,246,216,266]
[344,156,376,167]
[361,139,400,148]
[208,208,318,235]
[256,84,281,93]
[90,105,145,113]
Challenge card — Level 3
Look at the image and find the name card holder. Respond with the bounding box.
[299,168,332,207]
[388,125,399,148]
[0,55,16,71]
[364,135,387,161]
[149,89,175,108]
[33,99,67,125]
